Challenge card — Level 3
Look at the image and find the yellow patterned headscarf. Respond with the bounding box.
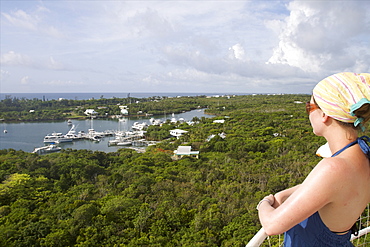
[312,72,370,128]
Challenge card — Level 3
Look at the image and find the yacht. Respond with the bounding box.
[108,136,133,146]
[149,118,162,126]
[84,129,104,142]
[64,125,82,140]
[171,113,177,123]
[32,144,61,154]
[132,122,147,131]
[44,132,72,143]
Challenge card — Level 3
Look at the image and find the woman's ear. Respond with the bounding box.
[322,112,330,123]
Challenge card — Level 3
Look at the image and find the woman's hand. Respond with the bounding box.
[264,194,275,206]
[272,191,285,208]
[257,194,275,210]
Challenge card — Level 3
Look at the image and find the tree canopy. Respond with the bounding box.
[2,94,365,246]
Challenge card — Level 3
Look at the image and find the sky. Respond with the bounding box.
[0,0,369,94]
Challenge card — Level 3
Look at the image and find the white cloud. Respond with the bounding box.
[42,80,85,86]
[21,76,30,85]
[0,1,369,94]
[268,1,370,74]
[0,51,32,66]
[0,51,67,71]
[0,69,10,80]
[229,44,246,60]
[1,6,65,38]
[47,56,65,70]
[2,9,39,31]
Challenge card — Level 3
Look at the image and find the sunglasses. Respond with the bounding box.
[306,101,320,114]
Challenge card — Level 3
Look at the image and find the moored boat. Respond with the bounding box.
[32,144,61,154]
[132,122,147,131]
[44,132,73,143]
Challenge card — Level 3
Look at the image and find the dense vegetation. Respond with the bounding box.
[0,95,211,121]
[1,94,367,246]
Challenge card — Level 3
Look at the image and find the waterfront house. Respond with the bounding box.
[84,109,98,115]
[173,146,199,160]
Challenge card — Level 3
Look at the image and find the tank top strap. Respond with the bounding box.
[358,136,370,159]
[331,140,358,157]
[331,136,370,158]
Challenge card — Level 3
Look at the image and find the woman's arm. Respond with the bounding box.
[272,184,301,208]
[257,159,341,236]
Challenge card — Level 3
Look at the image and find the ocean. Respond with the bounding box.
[0,92,249,101]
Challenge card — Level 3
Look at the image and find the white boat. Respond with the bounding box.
[67,119,73,125]
[171,113,177,123]
[149,118,162,126]
[90,136,102,142]
[108,136,132,146]
[115,131,126,137]
[132,122,147,131]
[117,141,132,146]
[64,125,82,140]
[44,124,81,143]
[108,139,120,146]
[44,132,72,143]
[103,130,115,136]
[32,144,61,154]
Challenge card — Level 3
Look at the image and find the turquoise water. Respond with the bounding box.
[0,109,214,153]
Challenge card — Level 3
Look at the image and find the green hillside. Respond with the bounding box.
[2,94,361,246]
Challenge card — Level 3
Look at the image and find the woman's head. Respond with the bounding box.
[312,72,370,131]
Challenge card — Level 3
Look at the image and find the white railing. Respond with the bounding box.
[246,204,370,247]
[245,228,268,247]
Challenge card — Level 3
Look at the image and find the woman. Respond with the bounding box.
[257,72,370,246]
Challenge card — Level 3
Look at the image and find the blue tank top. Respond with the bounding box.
[284,212,353,247]
[283,136,370,247]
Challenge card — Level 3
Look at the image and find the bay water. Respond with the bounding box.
[0,109,214,153]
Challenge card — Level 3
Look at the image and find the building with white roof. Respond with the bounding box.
[170,129,188,139]
[173,146,199,160]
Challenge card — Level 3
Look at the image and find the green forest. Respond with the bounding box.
[1,94,367,246]
[0,94,211,121]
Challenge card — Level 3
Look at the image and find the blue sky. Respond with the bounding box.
[1,0,369,94]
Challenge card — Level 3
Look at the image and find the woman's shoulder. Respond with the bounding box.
[311,157,349,178]
[302,157,357,196]
[311,152,370,195]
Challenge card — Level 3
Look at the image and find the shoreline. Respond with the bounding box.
[0,109,215,124]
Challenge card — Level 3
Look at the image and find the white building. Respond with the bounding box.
[170,129,188,139]
[173,146,199,160]
[119,106,129,115]
[213,119,225,124]
[84,109,98,115]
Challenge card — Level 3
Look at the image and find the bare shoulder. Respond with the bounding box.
[306,157,349,182]
[306,155,368,197]
[298,157,354,200]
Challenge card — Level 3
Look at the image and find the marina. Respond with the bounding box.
[0,109,214,153]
